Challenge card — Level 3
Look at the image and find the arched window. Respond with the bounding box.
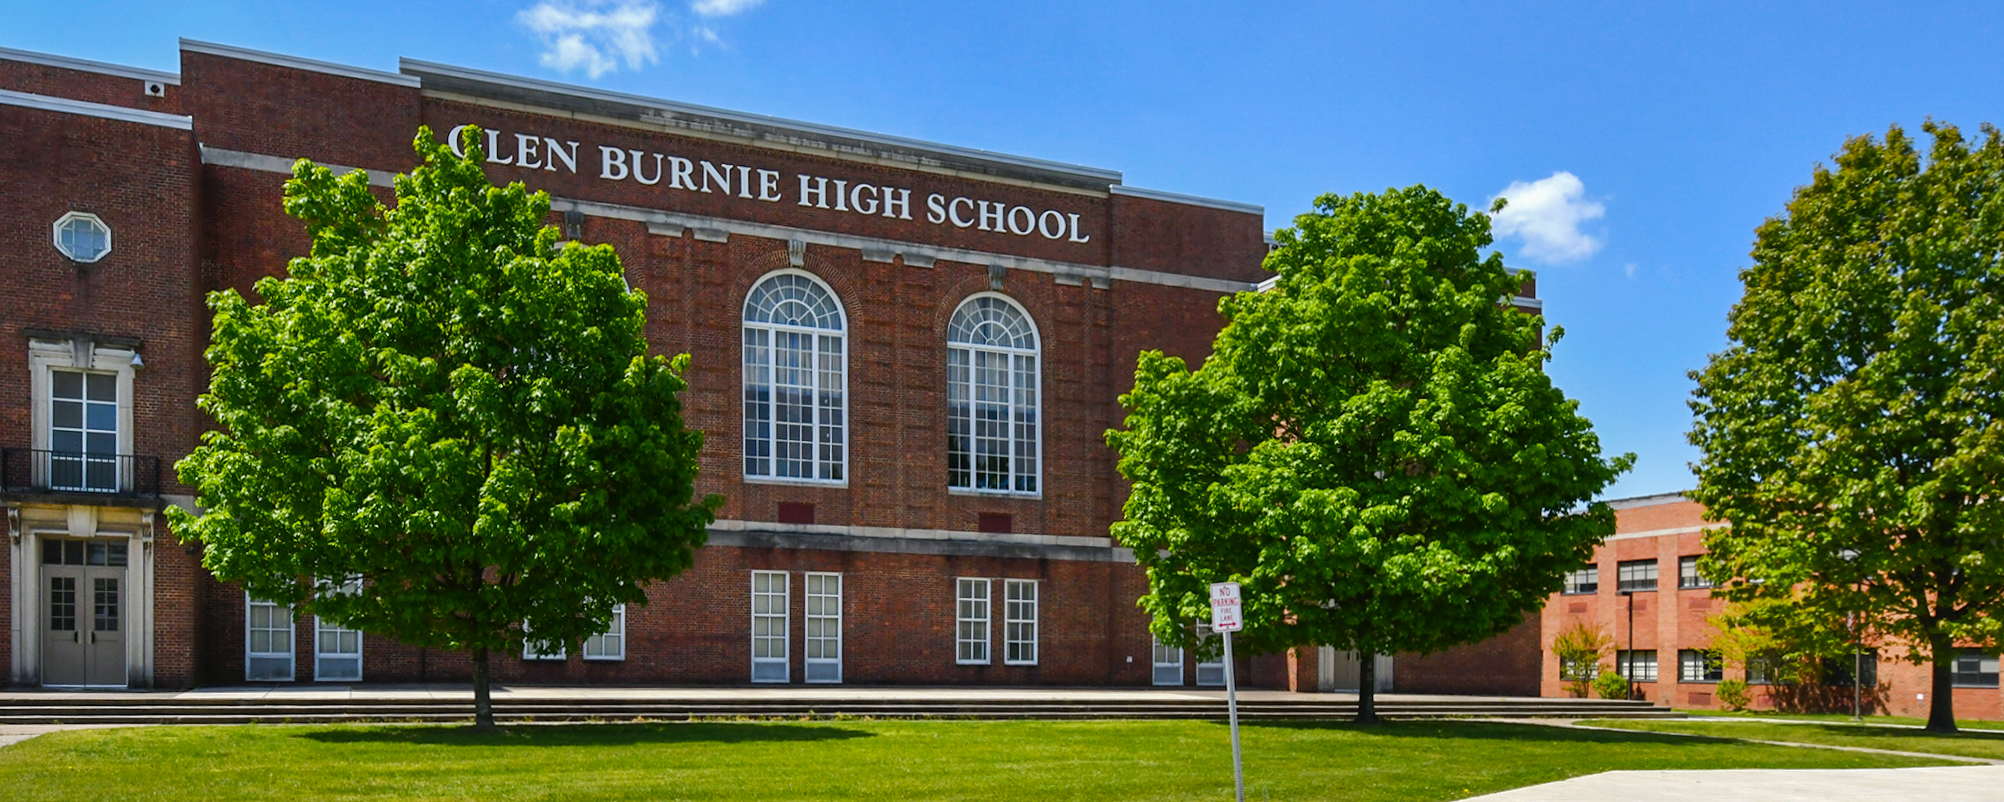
[743,272,847,482]
[947,295,1039,494]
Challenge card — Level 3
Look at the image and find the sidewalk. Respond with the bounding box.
[1468,766,2004,801]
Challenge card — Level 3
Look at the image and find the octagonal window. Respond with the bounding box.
[53,212,112,263]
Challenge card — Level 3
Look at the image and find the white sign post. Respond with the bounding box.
[1210,581,1246,802]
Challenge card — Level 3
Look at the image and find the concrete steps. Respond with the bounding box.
[0,694,1681,726]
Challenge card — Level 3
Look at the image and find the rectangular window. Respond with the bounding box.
[1559,656,1599,681]
[1617,559,1658,592]
[743,328,772,477]
[50,369,118,492]
[947,344,1039,493]
[1678,649,1722,683]
[956,578,991,665]
[522,623,566,660]
[1952,650,2000,688]
[1823,651,1879,688]
[1563,566,1599,595]
[1679,556,1713,590]
[804,573,841,683]
[1616,650,1658,683]
[751,570,789,682]
[1746,654,1777,685]
[245,595,295,681]
[313,577,363,681]
[1153,637,1184,686]
[1004,579,1038,665]
[1195,623,1225,686]
[583,605,626,661]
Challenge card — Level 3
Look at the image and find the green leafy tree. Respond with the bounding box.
[1108,186,1630,722]
[1690,122,2004,733]
[1552,621,1614,698]
[169,129,720,728]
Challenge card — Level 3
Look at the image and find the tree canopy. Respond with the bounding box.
[1108,185,1629,721]
[169,129,720,727]
[1691,121,2004,732]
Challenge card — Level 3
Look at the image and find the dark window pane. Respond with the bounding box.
[53,400,82,429]
[86,373,116,402]
[64,540,85,565]
[53,371,82,399]
[107,542,128,567]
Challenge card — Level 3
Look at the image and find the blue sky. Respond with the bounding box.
[8,2,2002,499]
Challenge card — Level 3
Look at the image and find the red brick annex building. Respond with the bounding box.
[0,39,1542,691]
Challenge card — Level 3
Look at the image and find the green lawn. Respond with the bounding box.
[1588,719,2004,761]
[1678,709,2004,730]
[0,719,1956,801]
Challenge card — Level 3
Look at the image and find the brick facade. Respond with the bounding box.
[2,39,1365,691]
[1538,494,2004,720]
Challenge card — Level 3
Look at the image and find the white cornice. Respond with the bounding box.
[180,39,420,88]
[0,88,192,130]
[400,58,1121,188]
[0,46,180,85]
[1109,184,1263,215]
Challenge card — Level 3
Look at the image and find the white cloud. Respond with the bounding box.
[1489,171,1606,264]
[518,1,662,79]
[690,0,763,16]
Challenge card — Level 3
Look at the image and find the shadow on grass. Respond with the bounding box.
[298,721,876,748]
[1240,719,1742,747]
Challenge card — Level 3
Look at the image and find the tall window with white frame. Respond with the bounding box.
[245,595,294,681]
[743,273,846,483]
[751,570,790,682]
[50,369,118,492]
[583,605,626,661]
[1195,623,1226,686]
[1153,636,1184,686]
[956,577,991,665]
[947,296,1040,494]
[313,578,363,681]
[804,572,842,683]
[1004,579,1038,665]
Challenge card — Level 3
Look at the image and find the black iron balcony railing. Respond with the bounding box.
[0,448,161,499]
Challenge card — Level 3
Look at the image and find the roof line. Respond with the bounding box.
[180,39,420,88]
[0,46,180,85]
[399,57,1123,187]
[1109,184,1262,215]
[0,88,193,130]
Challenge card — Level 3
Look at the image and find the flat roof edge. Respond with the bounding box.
[180,39,420,88]
[400,58,1123,190]
[0,46,180,85]
[1109,184,1263,215]
[1605,491,1694,510]
[0,88,193,130]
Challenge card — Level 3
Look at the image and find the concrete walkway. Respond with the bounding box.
[0,723,141,748]
[0,684,1488,704]
[1467,766,2004,801]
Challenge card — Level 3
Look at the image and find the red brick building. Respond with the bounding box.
[0,39,1545,691]
[1539,493,2003,720]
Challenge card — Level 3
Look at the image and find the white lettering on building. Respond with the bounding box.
[450,126,1092,243]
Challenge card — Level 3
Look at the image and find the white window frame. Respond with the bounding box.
[751,570,790,682]
[1195,623,1226,686]
[1563,566,1599,595]
[946,293,1043,496]
[245,594,295,682]
[1617,649,1659,683]
[583,604,626,661]
[804,573,842,683]
[312,577,363,682]
[742,270,848,485]
[52,211,112,263]
[1003,579,1039,666]
[29,337,136,495]
[956,578,991,665]
[1152,636,1184,686]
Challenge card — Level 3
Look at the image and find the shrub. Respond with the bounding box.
[1592,671,1631,700]
[1716,679,1751,711]
[1552,621,1613,699]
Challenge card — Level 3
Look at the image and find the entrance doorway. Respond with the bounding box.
[40,539,128,687]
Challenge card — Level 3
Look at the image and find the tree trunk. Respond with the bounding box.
[1357,653,1380,725]
[472,646,496,730]
[1926,642,1958,733]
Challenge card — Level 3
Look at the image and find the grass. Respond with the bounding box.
[1677,709,2004,731]
[1587,718,2004,761]
[0,719,1957,801]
